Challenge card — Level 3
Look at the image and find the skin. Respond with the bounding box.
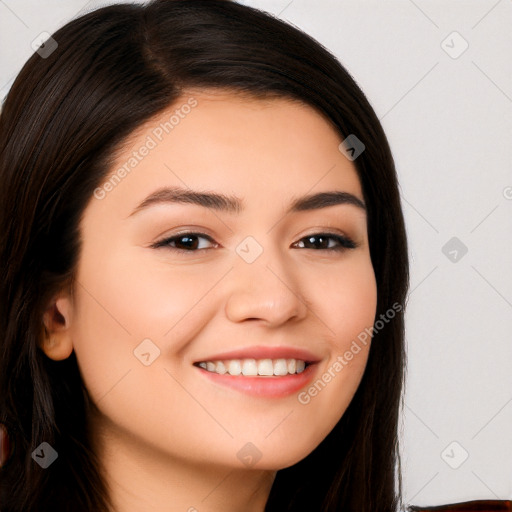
[42,90,377,512]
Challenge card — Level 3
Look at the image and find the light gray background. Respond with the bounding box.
[1,0,511,508]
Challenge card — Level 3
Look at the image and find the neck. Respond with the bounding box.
[91,414,276,512]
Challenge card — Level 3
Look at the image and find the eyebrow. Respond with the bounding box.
[128,186,366,217]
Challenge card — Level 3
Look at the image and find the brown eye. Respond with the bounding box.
[294,233,357,251]
[152,233,217,252]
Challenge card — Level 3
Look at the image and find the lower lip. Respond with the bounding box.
[196,364,317,398]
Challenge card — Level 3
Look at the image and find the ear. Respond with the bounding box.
[40,295,74,361]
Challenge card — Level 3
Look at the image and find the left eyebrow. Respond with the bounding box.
[290,190,366,212]
[127,186,366,217]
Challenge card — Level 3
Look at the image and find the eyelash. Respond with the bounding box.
[151,231,358,253]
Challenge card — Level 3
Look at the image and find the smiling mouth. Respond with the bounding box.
[194,358,311,377]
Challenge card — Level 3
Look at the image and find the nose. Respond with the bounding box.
[224,247,308,327]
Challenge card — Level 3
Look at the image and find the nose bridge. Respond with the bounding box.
[224,234,307,325]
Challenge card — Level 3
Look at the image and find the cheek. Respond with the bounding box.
[74,243,219,338]
[69,249,226,399]
[311,254,377,349]
[291,255,377,438]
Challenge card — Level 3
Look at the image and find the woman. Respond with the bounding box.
[0,1,408,510]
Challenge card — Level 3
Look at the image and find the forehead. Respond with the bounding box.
[87,89,365,220]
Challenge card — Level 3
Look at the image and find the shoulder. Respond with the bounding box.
[408,500,512,511]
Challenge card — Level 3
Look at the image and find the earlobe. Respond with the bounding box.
[40,296,74,361]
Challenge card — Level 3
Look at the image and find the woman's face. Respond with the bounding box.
[57,91,377,471]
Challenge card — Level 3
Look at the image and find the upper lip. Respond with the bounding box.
[194,345,322,364]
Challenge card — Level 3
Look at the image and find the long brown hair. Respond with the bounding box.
[0,1,409,510]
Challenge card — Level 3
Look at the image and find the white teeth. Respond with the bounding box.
[258,359,274,376]
[216,361,227,374]
[273,359,288,376]
[197,358,309,376]
[242,359,258,376]
[227,360,242,375]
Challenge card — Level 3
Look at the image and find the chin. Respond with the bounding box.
[249,441,321,471]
